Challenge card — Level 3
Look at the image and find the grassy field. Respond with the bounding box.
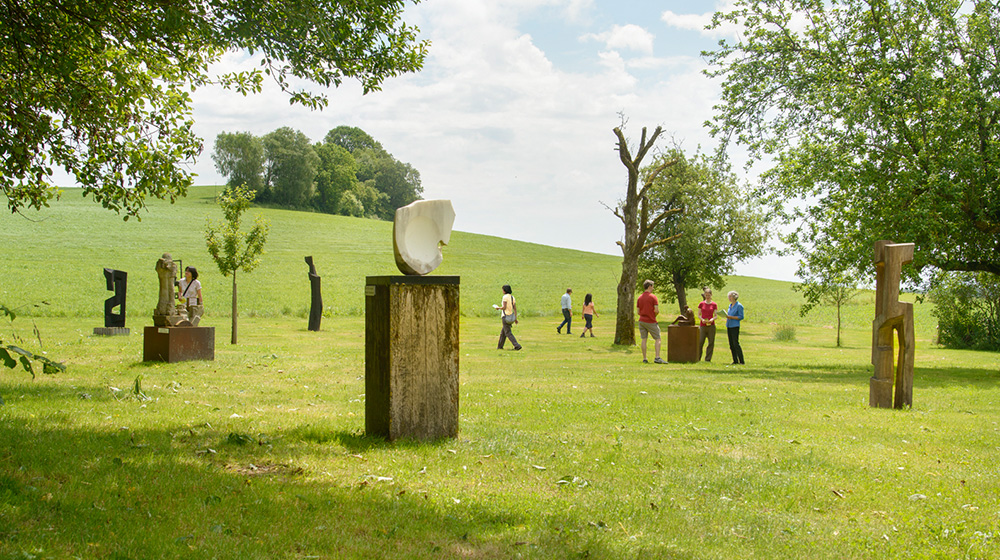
[2,188,999,559]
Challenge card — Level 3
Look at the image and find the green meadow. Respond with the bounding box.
[2,187,999,559]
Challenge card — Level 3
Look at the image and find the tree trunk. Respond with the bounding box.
[836,300,841,348]
[614,254,638,346]
[231,271,238,345]
[673,270,688,314]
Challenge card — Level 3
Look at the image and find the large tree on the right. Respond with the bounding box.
[706,0,1000,279]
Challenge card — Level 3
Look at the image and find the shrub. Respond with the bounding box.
[929,271,1000,351]
[773,325,796,341]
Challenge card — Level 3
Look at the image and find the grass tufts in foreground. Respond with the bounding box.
[2,315,999,559]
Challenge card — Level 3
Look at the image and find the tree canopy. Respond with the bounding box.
[213,125,421,219]
[1,0,428,219]
[706,0,1000,280]
[213,132,265,193]
[638,149,769,314]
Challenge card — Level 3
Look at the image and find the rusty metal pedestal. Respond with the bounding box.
[667,325,700,363]
[143,326,215,362]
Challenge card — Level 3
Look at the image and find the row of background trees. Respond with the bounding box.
[212,126,423,220]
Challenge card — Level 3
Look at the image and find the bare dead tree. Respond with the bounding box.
[611,124,682,346]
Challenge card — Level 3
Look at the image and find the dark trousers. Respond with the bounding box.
[727,326,745,364]
[558,308,572,332]
[699,325,716,361]
[498,318,520,349]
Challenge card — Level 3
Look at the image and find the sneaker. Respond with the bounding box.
[654,357,667,364]
[642,359,649,363]
[514,345,523,351]
[580,333,585,338]
[557,327,561,334]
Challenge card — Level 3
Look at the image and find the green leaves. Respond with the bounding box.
[707,0,1000,279]
[205,186,270,278]
[638,149,770,310]
[2,0,428,218]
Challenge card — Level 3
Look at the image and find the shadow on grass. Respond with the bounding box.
[332,430,464,453]
[0,412,614,560]
[738,363,1000,390]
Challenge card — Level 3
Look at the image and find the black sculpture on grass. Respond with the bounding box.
[103,268,127,328]
[305,256,322,331]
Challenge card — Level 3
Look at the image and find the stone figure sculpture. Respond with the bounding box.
[305,256,322,331]
[670,306,696,326]
[870,240,915,409]
[393,200,456,275]
[153,253,185,327]
[103,268,127,328]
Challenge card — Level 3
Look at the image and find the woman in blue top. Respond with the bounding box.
[725,291,745,365]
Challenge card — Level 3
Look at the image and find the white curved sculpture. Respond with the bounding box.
[393,200,456,275]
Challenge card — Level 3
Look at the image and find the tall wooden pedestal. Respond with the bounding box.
[365,276,460,441]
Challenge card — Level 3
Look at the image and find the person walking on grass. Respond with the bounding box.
[557,288,573,334]
[580,293,597,337]
[697,287,717,362]
[637,279,665,364]
[497,284,522,351]
[725,290,745,365]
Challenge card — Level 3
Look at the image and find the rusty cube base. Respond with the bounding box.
[143,326,215,362]
[667,325,700,363]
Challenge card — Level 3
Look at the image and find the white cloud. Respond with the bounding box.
[661,1,741,39]
[582,24,655,54]
[184,0,796,281]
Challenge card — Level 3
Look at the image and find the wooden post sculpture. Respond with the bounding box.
[103,268,127,328]
[305,256,323,332]
[870,241,915,409]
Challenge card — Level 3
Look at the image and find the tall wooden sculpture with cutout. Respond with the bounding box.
[366,200,459,441]
[870,241,915,409]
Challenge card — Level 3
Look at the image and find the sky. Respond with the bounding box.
[187,0,799,282]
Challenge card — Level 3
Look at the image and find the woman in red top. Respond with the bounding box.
[697,287,718,362]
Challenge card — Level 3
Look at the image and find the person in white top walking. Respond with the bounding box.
[557,288,573,334]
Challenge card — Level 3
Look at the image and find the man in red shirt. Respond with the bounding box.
[636,279,665,364]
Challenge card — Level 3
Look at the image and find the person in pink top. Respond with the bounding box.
[580,293,597,337]
[636,279,665,364]
[697,287,718,362]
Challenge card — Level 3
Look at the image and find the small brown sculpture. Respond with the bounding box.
[153,253,186,327]
[870,240,915,409]
[670,306,696,326]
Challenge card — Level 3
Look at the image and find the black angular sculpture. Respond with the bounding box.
[94,268,129,335]
[305,256,322,331]
[103,268,127,328]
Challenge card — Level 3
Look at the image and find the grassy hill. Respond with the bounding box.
[3,188,1000,559]
[2,186,935,343]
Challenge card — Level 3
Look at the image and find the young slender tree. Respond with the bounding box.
[205,186,270,345]
[610,123,682,346]
[794,244,860,347]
